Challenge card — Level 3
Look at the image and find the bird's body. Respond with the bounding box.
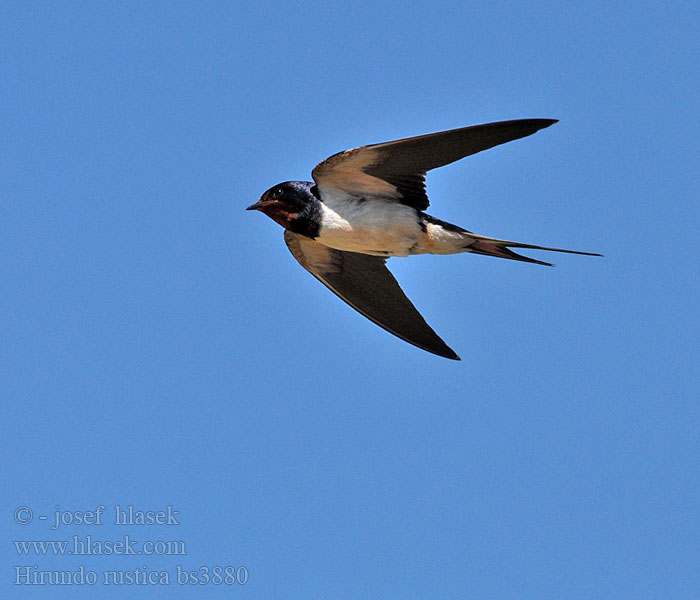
[319,193,459,257]
[317,193,421,256]
[312,192,497,257]
[248,119,601,360]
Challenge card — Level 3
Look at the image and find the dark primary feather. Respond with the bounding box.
[313,119,557,210]
[284,231,460,360]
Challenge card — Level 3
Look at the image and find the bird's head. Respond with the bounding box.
[246,181,318,230]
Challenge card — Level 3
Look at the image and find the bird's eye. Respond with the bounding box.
[270,187,284,199]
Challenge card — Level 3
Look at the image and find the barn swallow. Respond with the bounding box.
[247,119,600,360]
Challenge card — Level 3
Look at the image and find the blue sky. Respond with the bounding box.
[2,2,699,598]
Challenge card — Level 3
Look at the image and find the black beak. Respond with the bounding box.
[246,201,264,211]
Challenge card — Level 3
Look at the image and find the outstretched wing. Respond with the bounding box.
[284,231,459,360]
[312,118,557,210]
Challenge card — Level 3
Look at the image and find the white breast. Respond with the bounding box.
[316,194,422,256]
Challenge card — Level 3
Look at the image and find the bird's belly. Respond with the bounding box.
[316,224,418,256]
[317,199,422,256]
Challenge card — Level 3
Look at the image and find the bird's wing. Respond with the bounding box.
[312,119,557,210]
[284,231,460,360]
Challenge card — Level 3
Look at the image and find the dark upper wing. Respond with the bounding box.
[284,231,460,360]
[312,118,557,210]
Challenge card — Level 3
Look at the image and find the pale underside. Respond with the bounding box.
[315,192,469,257]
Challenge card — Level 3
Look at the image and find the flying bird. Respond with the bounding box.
[247,119,600,360]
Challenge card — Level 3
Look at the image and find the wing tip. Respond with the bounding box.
[429,345,461,361]
[534,118,558,130]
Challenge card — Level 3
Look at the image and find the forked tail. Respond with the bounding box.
[466,233,602,266]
